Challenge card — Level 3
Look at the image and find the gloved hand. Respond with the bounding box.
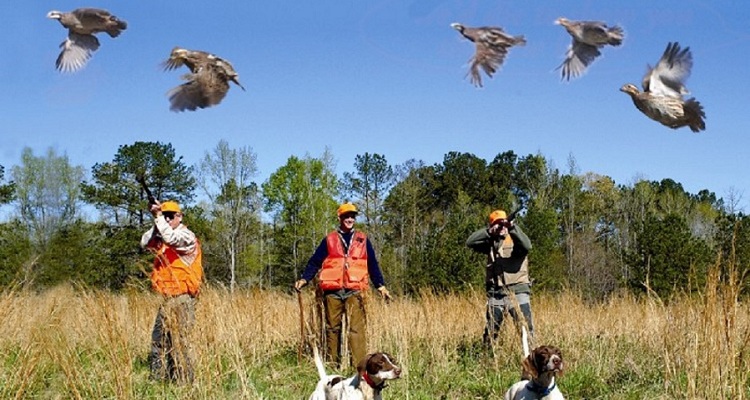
[294,279,307,291]
[377,286,392,301]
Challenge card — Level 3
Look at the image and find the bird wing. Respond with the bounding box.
[168,68,229,112]
[468,42,508,87]
[643,42,692,97]
[579,22,609,42]
[558,40,600,81]
[55,32,100,72]
[70,9,110,33]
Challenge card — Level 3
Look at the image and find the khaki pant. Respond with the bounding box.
[324,292,367,368]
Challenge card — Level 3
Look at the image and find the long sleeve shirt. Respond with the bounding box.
[141,216,198,264]
[300,230,386,289]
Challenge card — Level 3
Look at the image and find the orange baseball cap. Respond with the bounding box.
[489,210,507,225]
[161,201,181,213]
[337,202,358,217]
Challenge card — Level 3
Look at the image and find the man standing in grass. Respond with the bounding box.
[466,209,534,348]
[141,200,202,383]
[294,202,392,368]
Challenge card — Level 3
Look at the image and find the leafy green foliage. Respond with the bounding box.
[0,143,739,298]
[81,141,195,226]
[0,220,32,286]
[627,213,712,297]
[262,151,339,286]
[11,147,85,250]
[0,165,14,205]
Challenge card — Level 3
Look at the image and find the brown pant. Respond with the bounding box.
[324,292,367,368]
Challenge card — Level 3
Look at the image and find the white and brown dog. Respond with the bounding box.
[504,345,565,400]
[309,348,402,400]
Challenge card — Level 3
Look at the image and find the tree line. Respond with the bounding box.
[0,141,747,300]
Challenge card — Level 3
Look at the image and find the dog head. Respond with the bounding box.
[522,345,564,379]
[357,352,402,386]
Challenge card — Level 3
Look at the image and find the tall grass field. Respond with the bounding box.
[1,263,748,399]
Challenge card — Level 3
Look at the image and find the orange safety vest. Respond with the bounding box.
[318,230,369,291]
[150,240,203,297]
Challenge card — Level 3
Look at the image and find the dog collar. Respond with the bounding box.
[526,381,555,396]
[363,372,384,390]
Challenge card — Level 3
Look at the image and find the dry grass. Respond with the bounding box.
[0,264,749,399]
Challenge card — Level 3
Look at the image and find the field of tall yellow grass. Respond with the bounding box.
[1,262,748,399]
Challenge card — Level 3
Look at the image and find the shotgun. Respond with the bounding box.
[136,175,157,206]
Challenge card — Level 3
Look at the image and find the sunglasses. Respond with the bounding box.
[162,212,178,220]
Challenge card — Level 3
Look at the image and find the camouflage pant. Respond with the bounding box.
[150,294,196,383]
[484,292,534,345]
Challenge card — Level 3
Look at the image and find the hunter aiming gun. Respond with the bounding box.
[136,175,157,207]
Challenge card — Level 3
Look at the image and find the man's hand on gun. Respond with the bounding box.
[489,219,512,236]
[150,200,162,217]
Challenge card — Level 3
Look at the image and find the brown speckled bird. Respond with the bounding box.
[47,8,127,72]
[451,23,526,87]
[620,42,705,132]
[555,17,623,81]
[163,47,245,112]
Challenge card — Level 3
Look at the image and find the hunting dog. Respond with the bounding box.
[308,347,402,400]
[504,345,565,400]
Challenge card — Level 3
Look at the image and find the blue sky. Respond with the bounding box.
[3,1,749,210]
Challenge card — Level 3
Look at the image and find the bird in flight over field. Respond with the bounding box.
[450,23,526,87]
[620,42,706,132]
[555,17,624,81]
[47,8,127,72]
[163,47,246,112]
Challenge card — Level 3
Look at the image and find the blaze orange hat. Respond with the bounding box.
[161,201,181,213]
[489,210,507,225]
[337,202,358,217]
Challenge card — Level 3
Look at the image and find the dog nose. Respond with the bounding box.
[394,367,402,377]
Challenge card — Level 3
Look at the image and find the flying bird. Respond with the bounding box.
[555,17,623,81]
[47,8,127,72]
[163,47,246,112]
[450,23,526,87]
[620,42,706,132]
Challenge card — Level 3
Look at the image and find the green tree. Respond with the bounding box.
[433,152,491,210]
[35,220,114,288]
[262,150,339,286]
[627,213,712,298]
[81,141,196,226]
[0,165,14,205]
[487,150,518,207]
[382,159,429,292]
[11,147,85,250]
[342,153,395,244]
[405,192,484,293]
[0,220,32,286]
[197,140,261,290]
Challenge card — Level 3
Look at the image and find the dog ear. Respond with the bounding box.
[521,353,538,379]
[357,353,375,375]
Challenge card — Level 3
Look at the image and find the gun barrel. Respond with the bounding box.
[137,176,157,205]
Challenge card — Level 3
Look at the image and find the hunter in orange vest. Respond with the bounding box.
[141,200,201,383]
[295,202,391,368]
